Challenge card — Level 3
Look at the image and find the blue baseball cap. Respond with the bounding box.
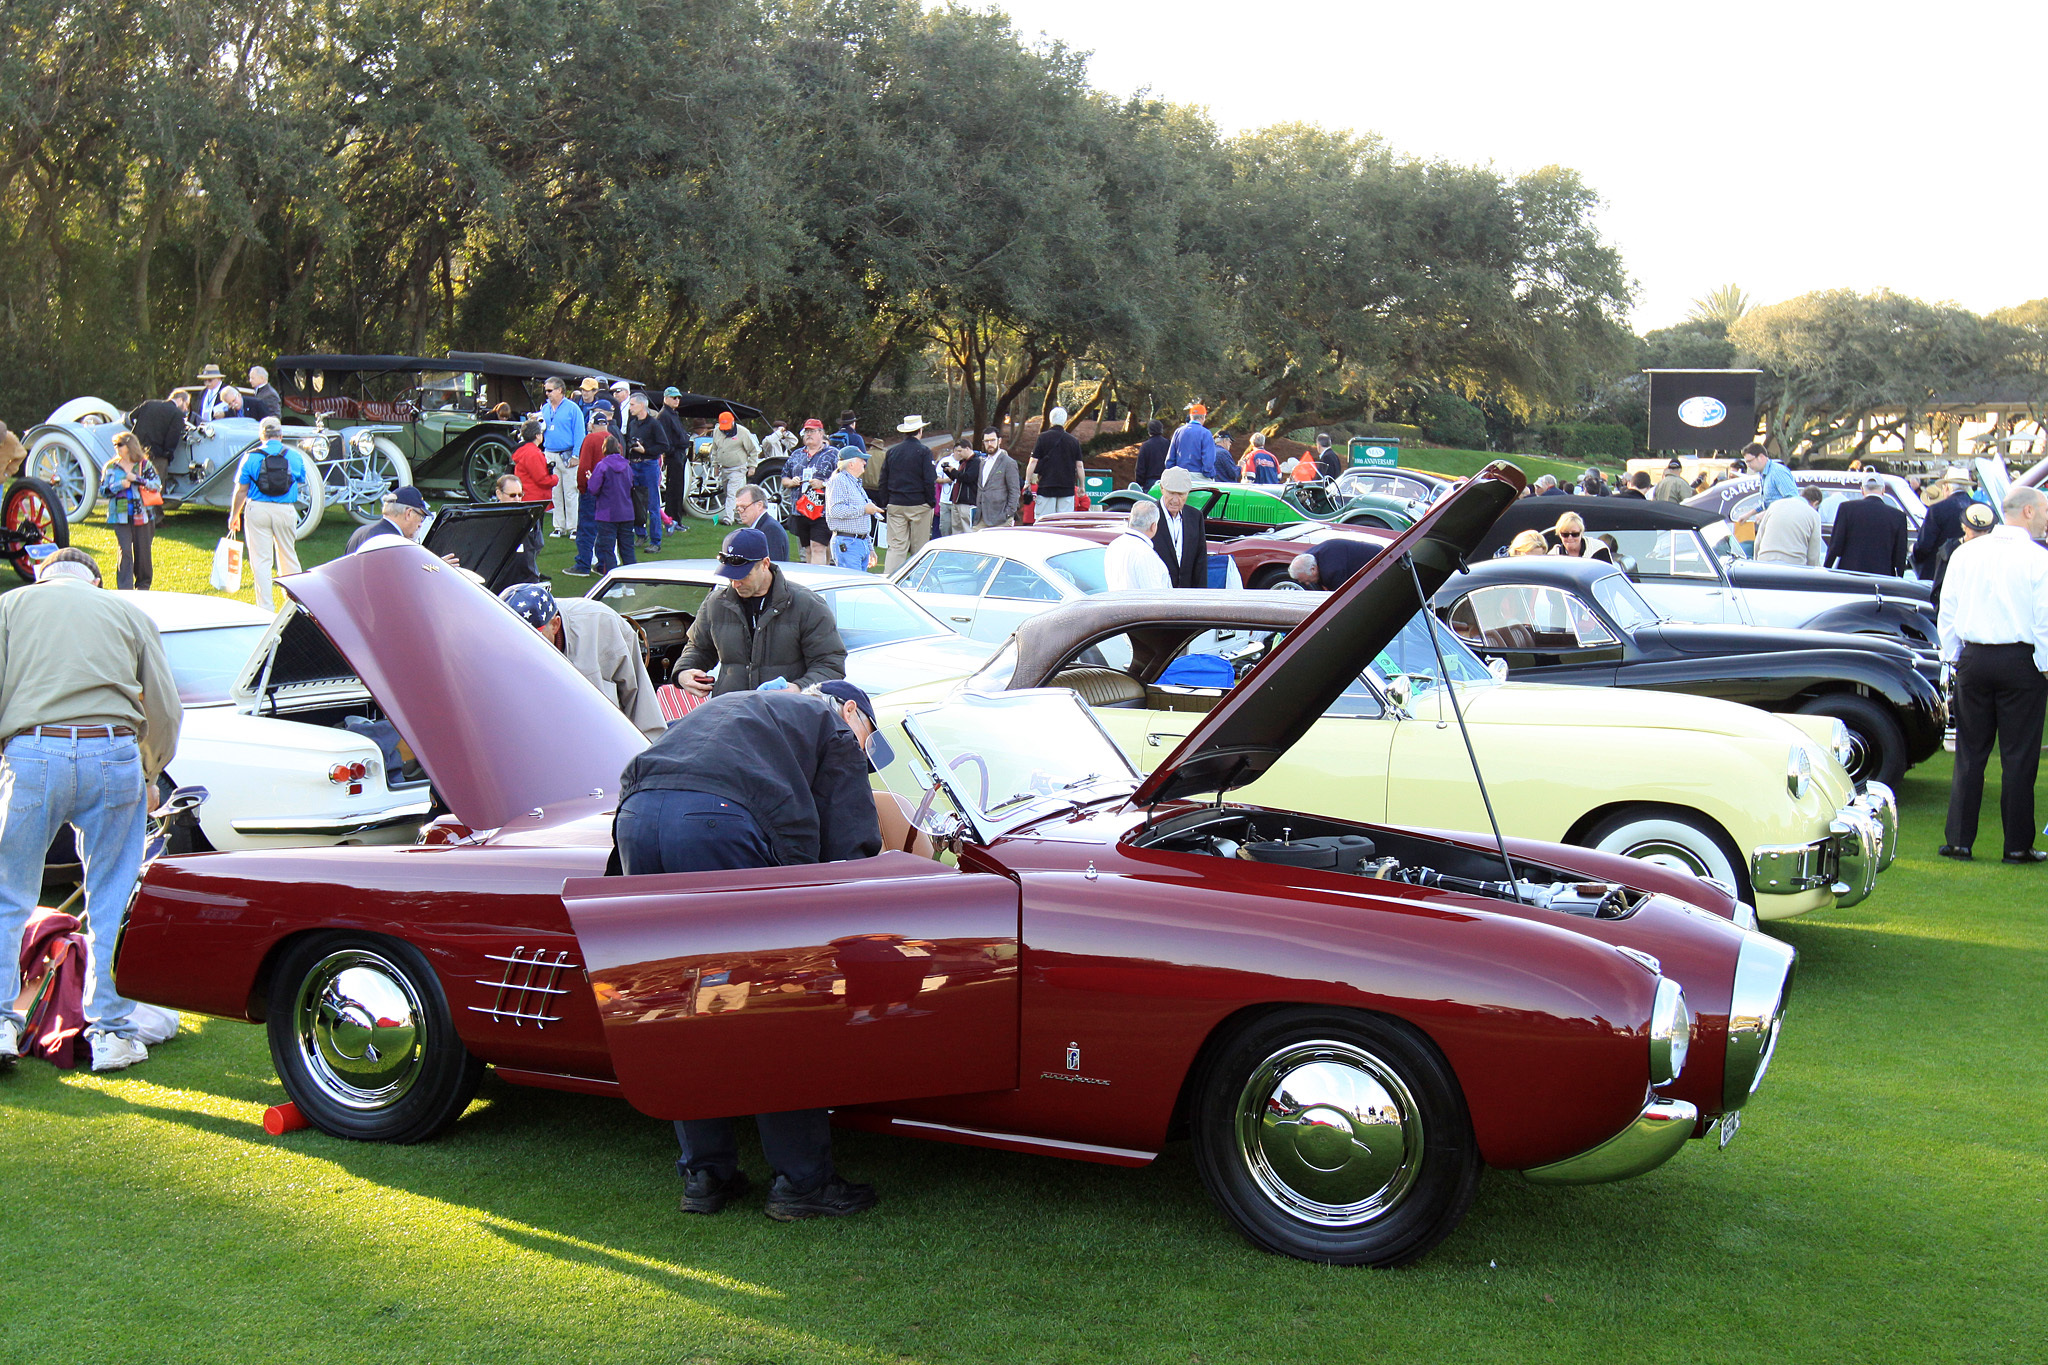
[391,485,429,513]
[499,581,559,628]
[591,400,614,423]
[811,679,875,726]
[715,527,770,579]
[663,386,682,399]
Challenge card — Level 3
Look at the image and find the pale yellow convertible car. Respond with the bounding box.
[875,591,1896,920]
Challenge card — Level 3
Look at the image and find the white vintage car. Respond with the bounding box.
[891,527,1243,646]
[129,592,430,851]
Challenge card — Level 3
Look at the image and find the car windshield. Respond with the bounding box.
[161,625,271,705]
[901,690,1138,837]
[1366,612,1498,694]
[965,640,1018,694]
[1045,548,1107,594]
[592,579,715,615]
[827,583,948,648]
[1592,573,1661,629]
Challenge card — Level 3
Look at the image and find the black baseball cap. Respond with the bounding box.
[812,679,876,725]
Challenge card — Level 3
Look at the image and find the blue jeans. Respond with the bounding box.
[632,460,663,547]
[572,491,598,572]
[0,734,149,1039]
[615,789,835,1193]
[594,521,637,573]
[831,533,871,571]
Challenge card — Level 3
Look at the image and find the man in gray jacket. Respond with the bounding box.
[976,430,1021,528]
[674,527,847,698]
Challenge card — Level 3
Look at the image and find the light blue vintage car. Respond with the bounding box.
[22,397,328,537]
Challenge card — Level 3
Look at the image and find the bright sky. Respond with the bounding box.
[985,0,2047,331]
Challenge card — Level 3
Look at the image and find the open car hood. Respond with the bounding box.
[421,501,547,594]
[1133,461,1526,805]
[277,540,646,830]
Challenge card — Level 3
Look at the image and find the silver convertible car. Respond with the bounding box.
[23,397,327,536]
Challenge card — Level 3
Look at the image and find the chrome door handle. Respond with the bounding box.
[950,615,972,623]
[1146,732,1189,747]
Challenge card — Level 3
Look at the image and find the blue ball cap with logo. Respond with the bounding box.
[391,485,429,513]
[499,581,559,629]
[715,527,770,579]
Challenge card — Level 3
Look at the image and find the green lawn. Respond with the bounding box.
[10,501,721,601]
[2,758,2042,1363]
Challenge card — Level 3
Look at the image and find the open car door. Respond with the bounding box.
[563,852,1019,1120]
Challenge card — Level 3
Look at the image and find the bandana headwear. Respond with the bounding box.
[499,581,560,629]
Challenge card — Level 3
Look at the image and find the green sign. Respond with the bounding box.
[1083,468,1115,496]
[1348,437,1398,469]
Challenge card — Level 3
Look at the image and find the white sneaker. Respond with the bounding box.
[0,1018,19,1065]
[89,1034,148,1073]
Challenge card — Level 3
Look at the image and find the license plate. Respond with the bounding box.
[1718,1108,1743,1149]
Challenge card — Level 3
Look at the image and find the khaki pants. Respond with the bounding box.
[245,499,302,610]
[885,504,931,575]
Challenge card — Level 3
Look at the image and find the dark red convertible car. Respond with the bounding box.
[117,464,1794,1267]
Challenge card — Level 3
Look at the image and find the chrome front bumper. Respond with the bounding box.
[1519,1097,1700,1185]
[1748,781,1895,907]
[231,800,433,838]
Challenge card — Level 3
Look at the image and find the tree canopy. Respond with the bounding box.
[0,0,1633,431]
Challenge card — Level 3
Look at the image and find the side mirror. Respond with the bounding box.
[1386,673,1412,709]
[1487,657,1509,682]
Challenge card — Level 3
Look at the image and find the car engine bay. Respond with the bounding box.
[1134,807,1645,919]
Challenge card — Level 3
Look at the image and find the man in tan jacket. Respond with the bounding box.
[0,548,181,1073]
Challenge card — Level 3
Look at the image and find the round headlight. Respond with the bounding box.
[1785,743,1811,799]
[1649,977,1691,1086]
[1826,720,1854,772]
[351,431,376,457]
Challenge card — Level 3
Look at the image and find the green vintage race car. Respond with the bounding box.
[1098,476,1419,533]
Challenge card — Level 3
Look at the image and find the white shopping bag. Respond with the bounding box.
[209,536,243,593]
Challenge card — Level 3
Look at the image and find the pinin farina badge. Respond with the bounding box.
[1066,1042,1081,1071]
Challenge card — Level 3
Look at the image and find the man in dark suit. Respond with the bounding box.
[1912,470,1976,579]
[1826,477,1911,576]
[1151,467,1208,587]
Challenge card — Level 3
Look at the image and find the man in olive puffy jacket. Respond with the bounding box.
[673,527,847,697]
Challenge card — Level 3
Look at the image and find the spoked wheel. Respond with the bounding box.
[3,477,70,582]
[25,430,98,521]
[290,457,326,539]
[1190,1008,1480,1266]
[685,458,724,519]
[337,438,413,525]
[266,933,483,1143]
[462,438,515,504]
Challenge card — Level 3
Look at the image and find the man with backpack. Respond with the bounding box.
[226,416,306,611]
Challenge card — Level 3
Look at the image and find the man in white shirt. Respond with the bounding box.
[1937,486,2048,863]
[1754,486,1825,566]
[1105,500,1172,591]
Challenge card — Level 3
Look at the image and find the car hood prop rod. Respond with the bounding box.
[1402,552,1518,888]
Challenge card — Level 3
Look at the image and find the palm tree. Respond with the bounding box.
[1688,284,1752,328]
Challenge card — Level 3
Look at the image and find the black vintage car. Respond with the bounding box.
[1431,555,1945,789]
[1479,496,1939,657]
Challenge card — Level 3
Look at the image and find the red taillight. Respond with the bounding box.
[349,761,366,781]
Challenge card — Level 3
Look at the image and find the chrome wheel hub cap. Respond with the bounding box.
[1236,1040,1421,1226]
[1620,838,1710,877]
[294,950,424,1110]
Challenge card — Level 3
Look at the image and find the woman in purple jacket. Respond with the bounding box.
[588,433,638,572]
